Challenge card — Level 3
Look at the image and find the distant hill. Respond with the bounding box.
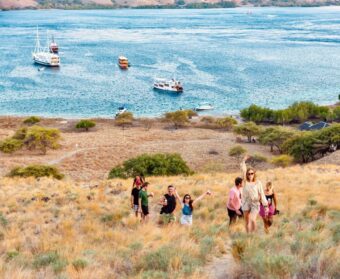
[1,0,339,10]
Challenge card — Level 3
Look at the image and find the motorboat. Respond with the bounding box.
[153,78,183,93]
[194,103,214,111]
[32,28,60,67]
[115,106,127,117]
[118,56,129,69]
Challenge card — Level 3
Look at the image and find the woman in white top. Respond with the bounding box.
[241,155,268,233]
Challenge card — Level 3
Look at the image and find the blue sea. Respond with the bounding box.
[0,7,339,118]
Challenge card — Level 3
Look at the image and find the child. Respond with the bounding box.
[227,177,243,225]
[259,181,278,233]
[175,189,211,226]
[131,180,141,217]
[138,182,154,223]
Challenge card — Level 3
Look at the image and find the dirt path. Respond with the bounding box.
[47,147,97,165]
[204,241,238,279]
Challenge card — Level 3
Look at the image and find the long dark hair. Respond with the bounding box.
[183,194,194,212]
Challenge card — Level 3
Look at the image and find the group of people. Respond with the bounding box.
[130,155,279,232]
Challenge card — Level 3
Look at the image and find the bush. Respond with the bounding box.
[164,110,190,129]
[8,165,64,180]
[271,155,294,167]
[215,116,237,130]
[72,259,88,271]
[75,120,96,131]
[108,153,193,179]
[12,127,27,140]
[23,126,61,154]
[333,107,340,121]
[115,112,133,129]
[251,153,267,163]
[23,116,40,125]
[228,145,247,157]
[0,138,23,154]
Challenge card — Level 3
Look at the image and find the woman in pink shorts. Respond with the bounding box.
[259,181,278,233]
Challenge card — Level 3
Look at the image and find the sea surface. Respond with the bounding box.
[0,7,339,118]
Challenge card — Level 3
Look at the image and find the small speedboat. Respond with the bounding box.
[115,106,127,117]
[194,103,214,111]
[118,56,129,69]
[153,78,183,93]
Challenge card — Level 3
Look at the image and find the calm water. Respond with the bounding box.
[0,7,339,118]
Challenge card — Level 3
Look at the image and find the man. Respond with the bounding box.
[138,182,153,223]
[159,185,177,224]
[227,177,243,225]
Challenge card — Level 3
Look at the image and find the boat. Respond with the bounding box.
[118,56,129,69]
[115,106,127,117]
[194,103,214,111]
[32,28,60,67]
[49,35,59,54]
[153,78,183,93]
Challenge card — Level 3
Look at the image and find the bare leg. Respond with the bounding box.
[249,211,257,233]
[244,211,251,233]
[263,218,269,233]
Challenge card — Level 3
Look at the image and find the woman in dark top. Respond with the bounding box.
[259,181,278,233]
[131,182,141,217]
[159,185,177,224]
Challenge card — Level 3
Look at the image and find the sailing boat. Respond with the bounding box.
[32,28,60,67]
[49,35,59,54]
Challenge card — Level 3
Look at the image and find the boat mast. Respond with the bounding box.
[35,26,41,53]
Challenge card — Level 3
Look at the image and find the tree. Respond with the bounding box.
[215,116,237,130]
[233,122,262,143]
[228,145,246,157]
[164,110,190,129]
[8,165,64,180]
[115,112,134,129]
[259,127,295,153]
[76,120,96,132]
[0,138,23,154]
[23,126,61,155]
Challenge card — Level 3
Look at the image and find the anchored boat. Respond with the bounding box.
[49,35,59,54]
[194,103,214,111]
[153,78,183,93]
[118,56,129,69]
[32,28,60,67]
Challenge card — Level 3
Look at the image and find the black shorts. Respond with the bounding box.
[228,208,243,219]
[142,205,149,215]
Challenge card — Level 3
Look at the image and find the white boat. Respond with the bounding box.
[32,28,60,67]
[153,78,183,93]
[49,35,59,54]
[194,103,214,111]
[115,106,127,117]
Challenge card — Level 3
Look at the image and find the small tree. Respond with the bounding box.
[75,120,96,132]
[259,127,295,153]
[23,126,61,155]
[0,138,23,154]
[216,116,237,130]
[115,112,133,129]
[233,122,262,143]
[228,145,247,157]
[23,116,41,126]
[164,110,190,129]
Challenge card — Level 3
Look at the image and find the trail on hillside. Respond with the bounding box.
[47,147,97,165]
[204,240,238,279]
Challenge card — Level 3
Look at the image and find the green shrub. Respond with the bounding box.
[72,259,88,271]
[271,155,294,167]
[333,106,340,121]
[182,109,198,119]
[23,116,41,125]
[0,138,23,154]
[6,251,19,261]
[228,145,246,157]
[115,112,134,129]
[75,120,96,131]
[8,165,64,180]
[233,122,262,142]
[215,116,237,130]
[251,153,267,163]
[164,110,190,129]
[12,127,28,140]
[108,153,192,179]
[33,251,60,269]
[200,116,215,124]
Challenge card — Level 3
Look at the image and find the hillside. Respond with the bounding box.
[0,164,339,278]
[1,0,339,9]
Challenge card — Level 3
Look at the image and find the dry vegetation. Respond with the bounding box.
[0,164,338,278]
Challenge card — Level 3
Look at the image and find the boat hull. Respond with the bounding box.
[33,59,60,67]
[153,86,183,93]
[33,52,60,67]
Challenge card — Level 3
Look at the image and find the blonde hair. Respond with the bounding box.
[266,181,273,191]
[246,167,257,182]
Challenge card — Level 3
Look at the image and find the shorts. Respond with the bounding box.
[259,204,275,218]
[141,205,149,216]
[228,208,243,219]
[161,213,176,224]
[133,204,139,212]
[242,201,260,215]
[180,215,193,225]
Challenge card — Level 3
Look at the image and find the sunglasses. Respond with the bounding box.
[185,196,191,199]
[247,172,255,175]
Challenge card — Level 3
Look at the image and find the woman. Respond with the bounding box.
[175,189,211,226]
[132,174,145,190]
[259,181,278,233]
[241,155,268,233]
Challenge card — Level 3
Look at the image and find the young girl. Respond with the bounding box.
[175,190,211,225]
[259,181,278,233]
[241,155,268,233]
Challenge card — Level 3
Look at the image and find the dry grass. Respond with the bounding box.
[0,164,338,278]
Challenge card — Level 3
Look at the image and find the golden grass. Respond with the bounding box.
[0,165,339,278]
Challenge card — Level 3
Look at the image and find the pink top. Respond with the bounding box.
[227,186,242,211]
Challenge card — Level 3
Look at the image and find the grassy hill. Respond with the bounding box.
[0,164,338,278]
[1,0,339,9]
